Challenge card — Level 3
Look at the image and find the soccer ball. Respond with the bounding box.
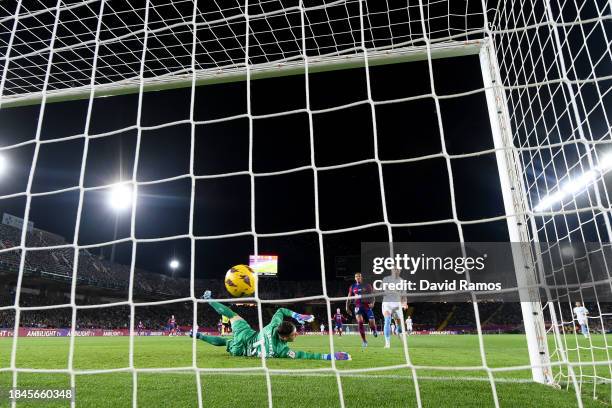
[225,265,256,297]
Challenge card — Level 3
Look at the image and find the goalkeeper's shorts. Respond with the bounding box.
[226,319,258,356]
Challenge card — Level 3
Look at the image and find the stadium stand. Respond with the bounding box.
[3,222,612,334]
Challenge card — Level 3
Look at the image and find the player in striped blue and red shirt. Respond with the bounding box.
[217,319,224,335]
[333,308,346,336]
[345,272,378,347]
[168,315,177,337]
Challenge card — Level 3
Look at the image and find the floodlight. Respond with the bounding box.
[169,259,180,270]
[562,171,596,194]
[535,167,604,211]
[534,191,565,211]
[108,184,132,211]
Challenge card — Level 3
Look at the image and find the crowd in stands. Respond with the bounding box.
[0,222,192,297]
[0,291,269,331]
[4,222,612,334]
[0,222,340,301]
[4,284,612,334]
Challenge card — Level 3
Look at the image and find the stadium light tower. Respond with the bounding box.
[107,183,132,262]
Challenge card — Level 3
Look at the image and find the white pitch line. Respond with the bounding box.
[157,370,612,385]
[162,370,533,383]
[271,373,536,384]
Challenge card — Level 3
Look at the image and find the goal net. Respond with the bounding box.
[0,0,610,407]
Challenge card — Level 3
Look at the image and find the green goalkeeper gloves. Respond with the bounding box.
[323,352,351,361]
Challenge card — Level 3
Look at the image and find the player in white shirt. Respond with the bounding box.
[320,323,325,334]
[405,316,413,334]
[573,302,589,338]
[381,268,408,348]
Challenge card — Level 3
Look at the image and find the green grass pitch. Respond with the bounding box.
[0,334,609,407]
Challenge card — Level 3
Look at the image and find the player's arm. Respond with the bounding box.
[281,348,351,360]
[345,287,352,315]
[269,308,314,328]
[366,284,375,308]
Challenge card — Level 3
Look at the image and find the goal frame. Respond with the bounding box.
[1,35,559,389]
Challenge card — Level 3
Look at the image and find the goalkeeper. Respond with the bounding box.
[191,291,351,361]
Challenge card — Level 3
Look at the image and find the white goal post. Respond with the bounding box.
[480,39,554,385]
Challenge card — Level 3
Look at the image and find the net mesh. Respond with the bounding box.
[490,0,612,399]
[0,0,485,104]
[0,0,610,407]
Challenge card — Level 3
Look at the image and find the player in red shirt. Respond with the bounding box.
[217,319,224,335]
[137,320,144,336]
[168,315,177,336]
[345,272,378,347]
[333,308,346,336]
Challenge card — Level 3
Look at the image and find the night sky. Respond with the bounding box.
[0,54,510,282]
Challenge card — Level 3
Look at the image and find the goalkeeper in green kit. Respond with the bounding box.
[190,291,351,361]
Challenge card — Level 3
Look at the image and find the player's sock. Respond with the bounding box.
[358,321,367,342]
[369,320,378,336]
[209,301,237,319]
[384,316,392,342]
[197,334,228,346]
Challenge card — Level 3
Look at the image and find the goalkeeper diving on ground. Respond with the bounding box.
[191,291,351,360]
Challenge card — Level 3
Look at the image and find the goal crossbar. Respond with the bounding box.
[0,40,482,108]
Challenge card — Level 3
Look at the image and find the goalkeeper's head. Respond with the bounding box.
[277,321,298,342]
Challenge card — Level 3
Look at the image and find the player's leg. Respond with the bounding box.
[366,309,378,338]
[383,314,391,347]
[201,290,243,322]
[191,331,229,346]
[392,308,403,339]
[382,303,392,348]
[208,301,239,319]
[355,311,368,346]
[393,308,404,337]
